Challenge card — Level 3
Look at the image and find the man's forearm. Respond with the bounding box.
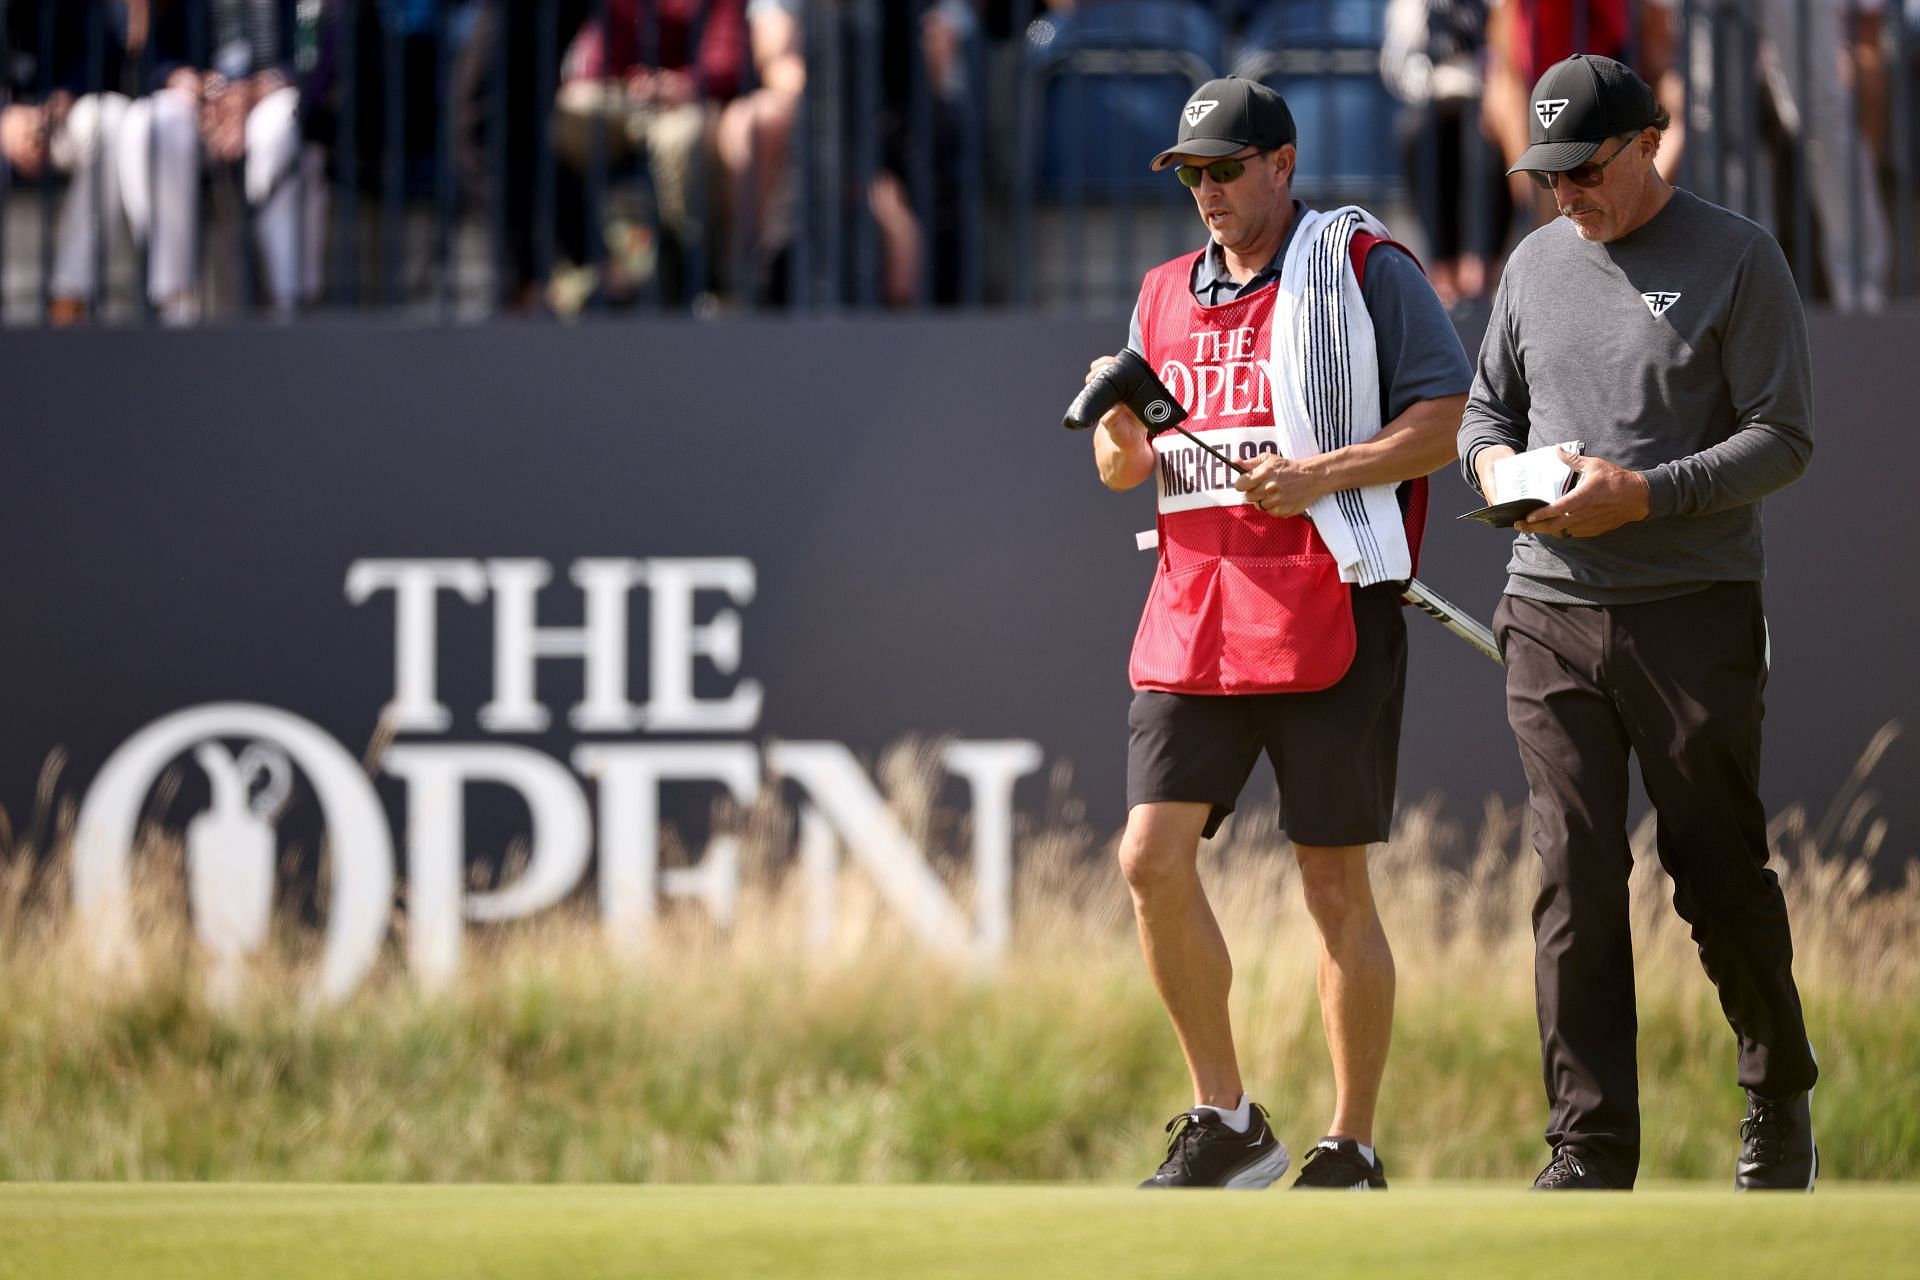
[1641,421,1812,518]
[1095,413,1157,491]
[1311,394,1467,493]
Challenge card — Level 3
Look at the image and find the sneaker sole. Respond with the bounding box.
[1222,1140,1291,1190]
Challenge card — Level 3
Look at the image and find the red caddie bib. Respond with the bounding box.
[1127,233,1429,694]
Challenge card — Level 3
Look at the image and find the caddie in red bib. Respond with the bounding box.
[1087,76,1472,1191]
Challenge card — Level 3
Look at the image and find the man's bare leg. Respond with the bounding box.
[1294,843,1394,1145]
[1118,801,1243,1107]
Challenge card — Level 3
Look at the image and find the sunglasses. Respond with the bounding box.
[1526,135,1639,191]
[1174,150,1264,189]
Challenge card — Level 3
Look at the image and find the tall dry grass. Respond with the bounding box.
[0,728,1913,1183]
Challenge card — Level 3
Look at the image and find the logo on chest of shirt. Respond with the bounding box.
[1533,98,1571,130]
[1157,324,1272,424]
[1642,291,1682,317]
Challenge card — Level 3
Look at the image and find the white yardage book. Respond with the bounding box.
[1459,441,1586,527]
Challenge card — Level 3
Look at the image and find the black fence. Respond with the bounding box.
[2,0,1915,322]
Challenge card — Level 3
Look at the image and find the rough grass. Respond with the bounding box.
[0,729,1913,1184]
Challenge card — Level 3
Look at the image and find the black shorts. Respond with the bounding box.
[1125,581,1408,846]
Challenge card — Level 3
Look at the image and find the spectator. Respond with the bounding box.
[549,0,747,309]
[1381,0,1514,307]
[118,0,334,318]
[1694,0,1891,311]
[1483,0,1684,206]
[2,1,133,324]
[716,0,805,304]
[717,0,975,308]
[452,0,587,312]
[300,0,463,305]
[878,0,977,305]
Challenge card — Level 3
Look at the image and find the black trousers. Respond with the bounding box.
[1495,582,1818,1185]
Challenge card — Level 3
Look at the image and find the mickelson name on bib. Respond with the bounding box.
[1154,425,1283,515]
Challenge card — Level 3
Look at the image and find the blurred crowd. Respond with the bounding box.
[2,0,1914,322]
[1386,0,1913,313]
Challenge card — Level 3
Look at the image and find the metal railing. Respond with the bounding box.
[0,0,1913,324]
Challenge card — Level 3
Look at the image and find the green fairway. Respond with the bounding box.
[2,1184,1914,1280]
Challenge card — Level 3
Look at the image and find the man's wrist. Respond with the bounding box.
[1306,452,1337,502]
[1634,466,1669,520]
[1469,442,1512,496]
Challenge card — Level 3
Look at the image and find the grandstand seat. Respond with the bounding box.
[1023,1,1223,197]
[1233,0,1401,197]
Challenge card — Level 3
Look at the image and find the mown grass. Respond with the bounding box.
[4,1184,1918,1280]
[0,731,1913,1184]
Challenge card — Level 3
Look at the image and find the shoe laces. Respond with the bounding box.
[1297,1142,1345,1177]
[1155,1104,1264,1175]
[1741,1099,1790,1163]
[1153,1111,1211,1178]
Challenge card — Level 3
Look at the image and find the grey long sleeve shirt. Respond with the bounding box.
[1457,188,1814,605]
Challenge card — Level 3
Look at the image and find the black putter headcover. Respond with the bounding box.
[1063,349,1189,435]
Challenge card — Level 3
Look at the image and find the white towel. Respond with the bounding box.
[1261,206,1411,586]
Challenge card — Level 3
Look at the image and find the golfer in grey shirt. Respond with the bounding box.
[1458,54,1819,1192]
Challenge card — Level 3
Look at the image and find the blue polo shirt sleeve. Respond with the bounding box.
[1359,245,1473,421]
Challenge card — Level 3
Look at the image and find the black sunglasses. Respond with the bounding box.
[1527,135,1639,191]
[1175,149,1265,189]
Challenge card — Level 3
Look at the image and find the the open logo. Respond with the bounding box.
[1534,98,1570,130]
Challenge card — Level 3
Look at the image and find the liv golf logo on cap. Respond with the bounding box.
[1534,98,1570,129]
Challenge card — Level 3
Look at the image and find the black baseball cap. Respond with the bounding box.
[1508,54,1658,174]
[1150,77,1297,171]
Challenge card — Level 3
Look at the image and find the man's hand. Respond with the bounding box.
[1086,355,1148,447]
[1473,444,1516,503]
[1088,355,1154,490]
[629,67,699,108]
[201,75,246,161]
[1,105,49,178]
[1513,448,1652,538]
[1232,452,1327,518]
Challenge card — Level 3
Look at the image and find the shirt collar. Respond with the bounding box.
[1192,200,1309,302]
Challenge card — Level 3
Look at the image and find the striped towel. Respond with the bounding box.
[1261,206,1411,586]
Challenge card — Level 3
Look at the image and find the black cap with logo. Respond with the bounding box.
[1509,54,1658,174]
[1150,77,1297,171]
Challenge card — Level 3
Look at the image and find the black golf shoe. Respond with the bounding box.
[1736,1090,1818,1192]
[1530,1147,1620,1190]
[1138,1104,1291,1189]
[1291,1137,1387,1189]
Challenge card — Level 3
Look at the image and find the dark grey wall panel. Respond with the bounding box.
[1,316,1910,874]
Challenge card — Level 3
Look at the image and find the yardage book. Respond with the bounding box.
[1459,441,1586,527]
